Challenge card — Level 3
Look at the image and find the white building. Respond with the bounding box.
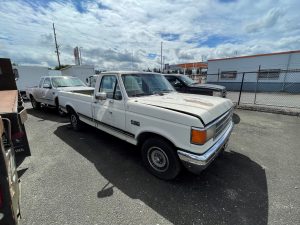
[13,65,62,96]
[60,65,95,83]
[207,50,300,93]
[14,65,49,95]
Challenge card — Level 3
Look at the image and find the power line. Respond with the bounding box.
[52,23,61,68]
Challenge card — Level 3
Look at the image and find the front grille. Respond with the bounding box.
[215,109,233,139]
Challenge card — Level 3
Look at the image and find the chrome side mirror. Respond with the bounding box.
[95,92,107,100]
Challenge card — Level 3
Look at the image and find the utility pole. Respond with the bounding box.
[160,41,163,73]
[79,47,83,65]
[52,23,61,68]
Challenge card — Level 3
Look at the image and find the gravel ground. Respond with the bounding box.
[18,103,300,225]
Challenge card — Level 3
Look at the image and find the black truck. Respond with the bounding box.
[0,58,31,224]
[164,74,227,98]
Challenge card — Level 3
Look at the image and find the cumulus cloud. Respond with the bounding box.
[0,0,299,69]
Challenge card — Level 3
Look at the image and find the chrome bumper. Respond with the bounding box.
[177,121,234,174]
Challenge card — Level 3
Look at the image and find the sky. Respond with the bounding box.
[0,0,300,70]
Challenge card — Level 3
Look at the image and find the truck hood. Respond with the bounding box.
[189,83,226,91]
[132,92,233,125]
[56,86,94,91]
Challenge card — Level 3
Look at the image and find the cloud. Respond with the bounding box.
[0,0,299,69]
[245,8,283,33]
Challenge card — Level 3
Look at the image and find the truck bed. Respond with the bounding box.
[0,90,18,113]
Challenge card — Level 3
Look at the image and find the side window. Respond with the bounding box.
[174,78,182,86]
[39,78,44,88]
[43,78,51,88]
[99,75,122,100]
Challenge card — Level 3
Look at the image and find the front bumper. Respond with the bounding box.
[177,121,234,174]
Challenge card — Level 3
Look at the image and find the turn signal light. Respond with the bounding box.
[191,129,207,145]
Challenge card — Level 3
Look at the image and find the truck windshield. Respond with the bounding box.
[52,77,86,88]
[121,73,174,97]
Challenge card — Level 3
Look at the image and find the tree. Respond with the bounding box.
[54,64,70,70]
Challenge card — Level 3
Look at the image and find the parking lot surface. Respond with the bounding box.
[19,103,300,225]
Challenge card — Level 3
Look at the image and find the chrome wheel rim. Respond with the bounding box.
[147,147,169,172]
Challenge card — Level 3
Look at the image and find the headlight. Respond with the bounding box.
[191,126,216,145]
[213,91,222,97]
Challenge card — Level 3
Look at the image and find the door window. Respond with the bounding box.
[99,75,122,100]
[43,78,51,88]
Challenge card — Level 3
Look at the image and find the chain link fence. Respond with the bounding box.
[203,69,300,109]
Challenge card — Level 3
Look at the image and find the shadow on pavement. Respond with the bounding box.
[26,107,68,123]
[54,124,268,225]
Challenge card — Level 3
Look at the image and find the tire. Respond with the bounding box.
[31,96,41,110]
[141,138,181,180]
[69,110,83,131]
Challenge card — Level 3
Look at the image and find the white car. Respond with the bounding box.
[26,76,94,114]
[58,72,234,180]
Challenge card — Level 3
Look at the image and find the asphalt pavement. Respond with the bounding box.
[18,103,300,225]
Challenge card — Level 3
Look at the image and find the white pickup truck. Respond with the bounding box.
[26,76,94,114]
[59,72,234,180]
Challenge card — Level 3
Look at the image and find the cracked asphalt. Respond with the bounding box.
[18,103,300,225]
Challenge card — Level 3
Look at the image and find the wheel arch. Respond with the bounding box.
[137,131,177,149]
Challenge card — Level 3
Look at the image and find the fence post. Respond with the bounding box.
[238,72,245,106]
[254,65,260,104]
[217,68,220,82]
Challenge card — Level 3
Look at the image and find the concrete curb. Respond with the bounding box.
[235,104,300,117]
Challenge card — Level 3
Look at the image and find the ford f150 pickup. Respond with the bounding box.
[58,72,234,180]
[26,76,94,115]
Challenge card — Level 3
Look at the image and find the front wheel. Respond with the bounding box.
[141,138,181,180]
[31,97,41,110]
[69,111,83,131]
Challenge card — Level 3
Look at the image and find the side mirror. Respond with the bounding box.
[44,83,52,89]
[95,92,107,100]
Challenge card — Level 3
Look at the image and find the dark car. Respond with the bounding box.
[164,74,226,98]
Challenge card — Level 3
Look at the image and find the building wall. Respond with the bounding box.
[48,70,62,76]
[61,65,95,83]
[14,65,48,91]
[207,52,300,93]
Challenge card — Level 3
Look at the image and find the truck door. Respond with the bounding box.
[92,75,126,132]
[41,78,54,105]
[34,78,44,102]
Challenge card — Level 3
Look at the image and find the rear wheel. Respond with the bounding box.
[30,96,41,110]
[141,138,181,180]
[69,110,83,131]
